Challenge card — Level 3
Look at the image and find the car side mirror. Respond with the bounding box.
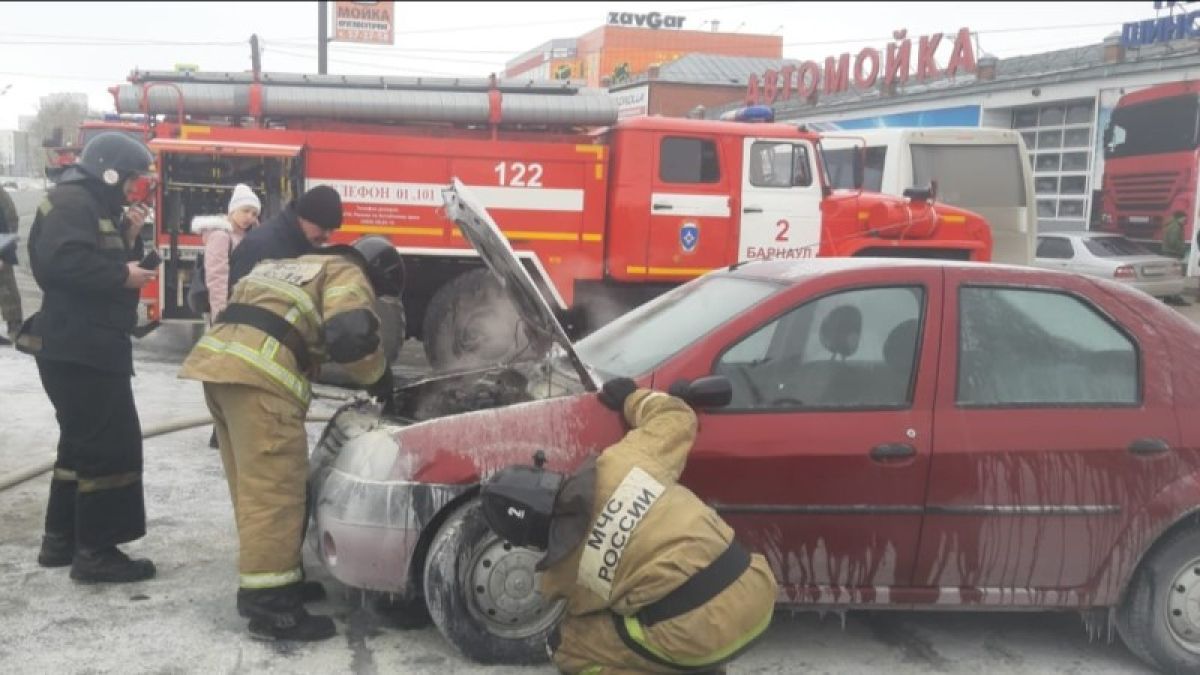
[903,181,937,202]
[671,375,732,408]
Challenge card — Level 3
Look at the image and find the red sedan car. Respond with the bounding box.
[309,183,1200,672]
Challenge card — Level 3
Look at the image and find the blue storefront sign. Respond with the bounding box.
[809,104,981,132]
[1121,12,1200,47]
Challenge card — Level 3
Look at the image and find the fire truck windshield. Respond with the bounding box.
[78,128,144,147]
[1106,94,1200,158]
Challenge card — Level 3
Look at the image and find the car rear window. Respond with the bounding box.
[1083,237,1154,257]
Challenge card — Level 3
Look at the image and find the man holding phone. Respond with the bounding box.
[22,131,160,583]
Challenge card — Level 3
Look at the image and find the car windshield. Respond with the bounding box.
[574,274,782,379]
[1083,237,1154,257]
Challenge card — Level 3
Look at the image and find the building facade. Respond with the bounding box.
[0,130,31,177]
[729,17,1200,234]
[506,18,781,88]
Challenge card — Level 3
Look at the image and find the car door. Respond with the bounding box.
[737,138,824,262]
[656,267,943,603]
[914,267,1181,600]
[643,135,734,277]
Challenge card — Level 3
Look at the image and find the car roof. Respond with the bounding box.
[725,257,1041,284]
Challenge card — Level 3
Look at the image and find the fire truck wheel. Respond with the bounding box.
[424,499,564,665]
[424,269,532,372]
[1117,524,1200,672]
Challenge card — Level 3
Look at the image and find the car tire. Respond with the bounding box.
[422,269,533,372]
[423,499,564,665]
[1117,525,1200,673]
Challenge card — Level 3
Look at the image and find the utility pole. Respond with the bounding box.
[318,1,328,75]
[250,34,261,79]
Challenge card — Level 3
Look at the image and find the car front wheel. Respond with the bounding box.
[423,499,565,664]
[1118,525,1200,673]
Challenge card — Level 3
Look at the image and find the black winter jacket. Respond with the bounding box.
[27,180,143,375]
[227,206,314,289]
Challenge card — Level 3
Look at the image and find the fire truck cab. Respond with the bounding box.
[114,70,992,371]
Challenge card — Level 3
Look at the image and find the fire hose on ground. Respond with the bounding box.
[0,412,337,492]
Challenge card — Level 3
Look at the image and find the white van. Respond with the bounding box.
[821,128,1037,265]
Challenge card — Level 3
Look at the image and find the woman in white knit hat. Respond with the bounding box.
[192,184,261,449]
[191,183,261,322]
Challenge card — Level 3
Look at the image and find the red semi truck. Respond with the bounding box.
[112,69,992,370]
[1101,80,1200,247]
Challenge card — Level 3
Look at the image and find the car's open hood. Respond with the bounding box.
[441,179,597,391]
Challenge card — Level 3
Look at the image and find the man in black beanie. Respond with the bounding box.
[229,185,343,288]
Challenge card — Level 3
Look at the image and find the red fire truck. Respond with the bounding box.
[1101,80,1200,246]
[44,116,147,182]
[112,69,992,370]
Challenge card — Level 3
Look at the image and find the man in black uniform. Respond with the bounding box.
[23,131,159,583]
[227,184,343,288]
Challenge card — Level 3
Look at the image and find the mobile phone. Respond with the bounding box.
[139,250,161,270]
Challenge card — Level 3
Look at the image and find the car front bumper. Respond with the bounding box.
[308,403,469,594]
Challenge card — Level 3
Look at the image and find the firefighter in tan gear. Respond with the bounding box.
[481,377,777,674]
[180,236,404,642]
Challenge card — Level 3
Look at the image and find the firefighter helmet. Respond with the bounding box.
[74,132,153,187]
[352,236,405,298]
[480,464,564,552]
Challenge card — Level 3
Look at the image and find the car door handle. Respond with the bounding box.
[743,206,763,213]
[870,443,917,461]
[652,203,673,211]
[1128,437,1171,456]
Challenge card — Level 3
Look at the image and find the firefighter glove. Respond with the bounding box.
[598,377,637,412]
[325,308,381,364]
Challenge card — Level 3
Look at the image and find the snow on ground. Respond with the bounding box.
[0,189,1164,672]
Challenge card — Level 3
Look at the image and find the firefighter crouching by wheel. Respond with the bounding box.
[481,378,777,674]
[178,236,403,641]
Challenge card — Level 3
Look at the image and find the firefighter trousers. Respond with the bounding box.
[37,358,146,550]
[549,555,777,674]
[202,382,308,589]
[0,262,22,329]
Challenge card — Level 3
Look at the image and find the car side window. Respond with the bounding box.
[660,137,721,184]
[1036,236,1074,259]
[715,286,924,410]
[957,287,1138,406]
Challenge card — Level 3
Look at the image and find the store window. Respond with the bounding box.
[1013,98,1096,231]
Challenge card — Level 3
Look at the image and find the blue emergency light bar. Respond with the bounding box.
[720,105,776,123]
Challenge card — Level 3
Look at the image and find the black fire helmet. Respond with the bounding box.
[480,464,564,552]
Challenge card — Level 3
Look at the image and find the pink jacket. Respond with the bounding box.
[192,215,247,320]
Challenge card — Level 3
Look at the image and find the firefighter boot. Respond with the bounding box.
[37,532,74,567]
[236,580,327,617]
[239,586,336,642]
[70,546,156,583]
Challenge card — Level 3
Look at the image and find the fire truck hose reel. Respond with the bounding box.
[0,413,334,492]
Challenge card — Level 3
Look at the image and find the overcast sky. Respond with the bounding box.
[0,1,1165,129]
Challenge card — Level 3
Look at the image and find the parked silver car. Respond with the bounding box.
[1033,232,1185,298]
